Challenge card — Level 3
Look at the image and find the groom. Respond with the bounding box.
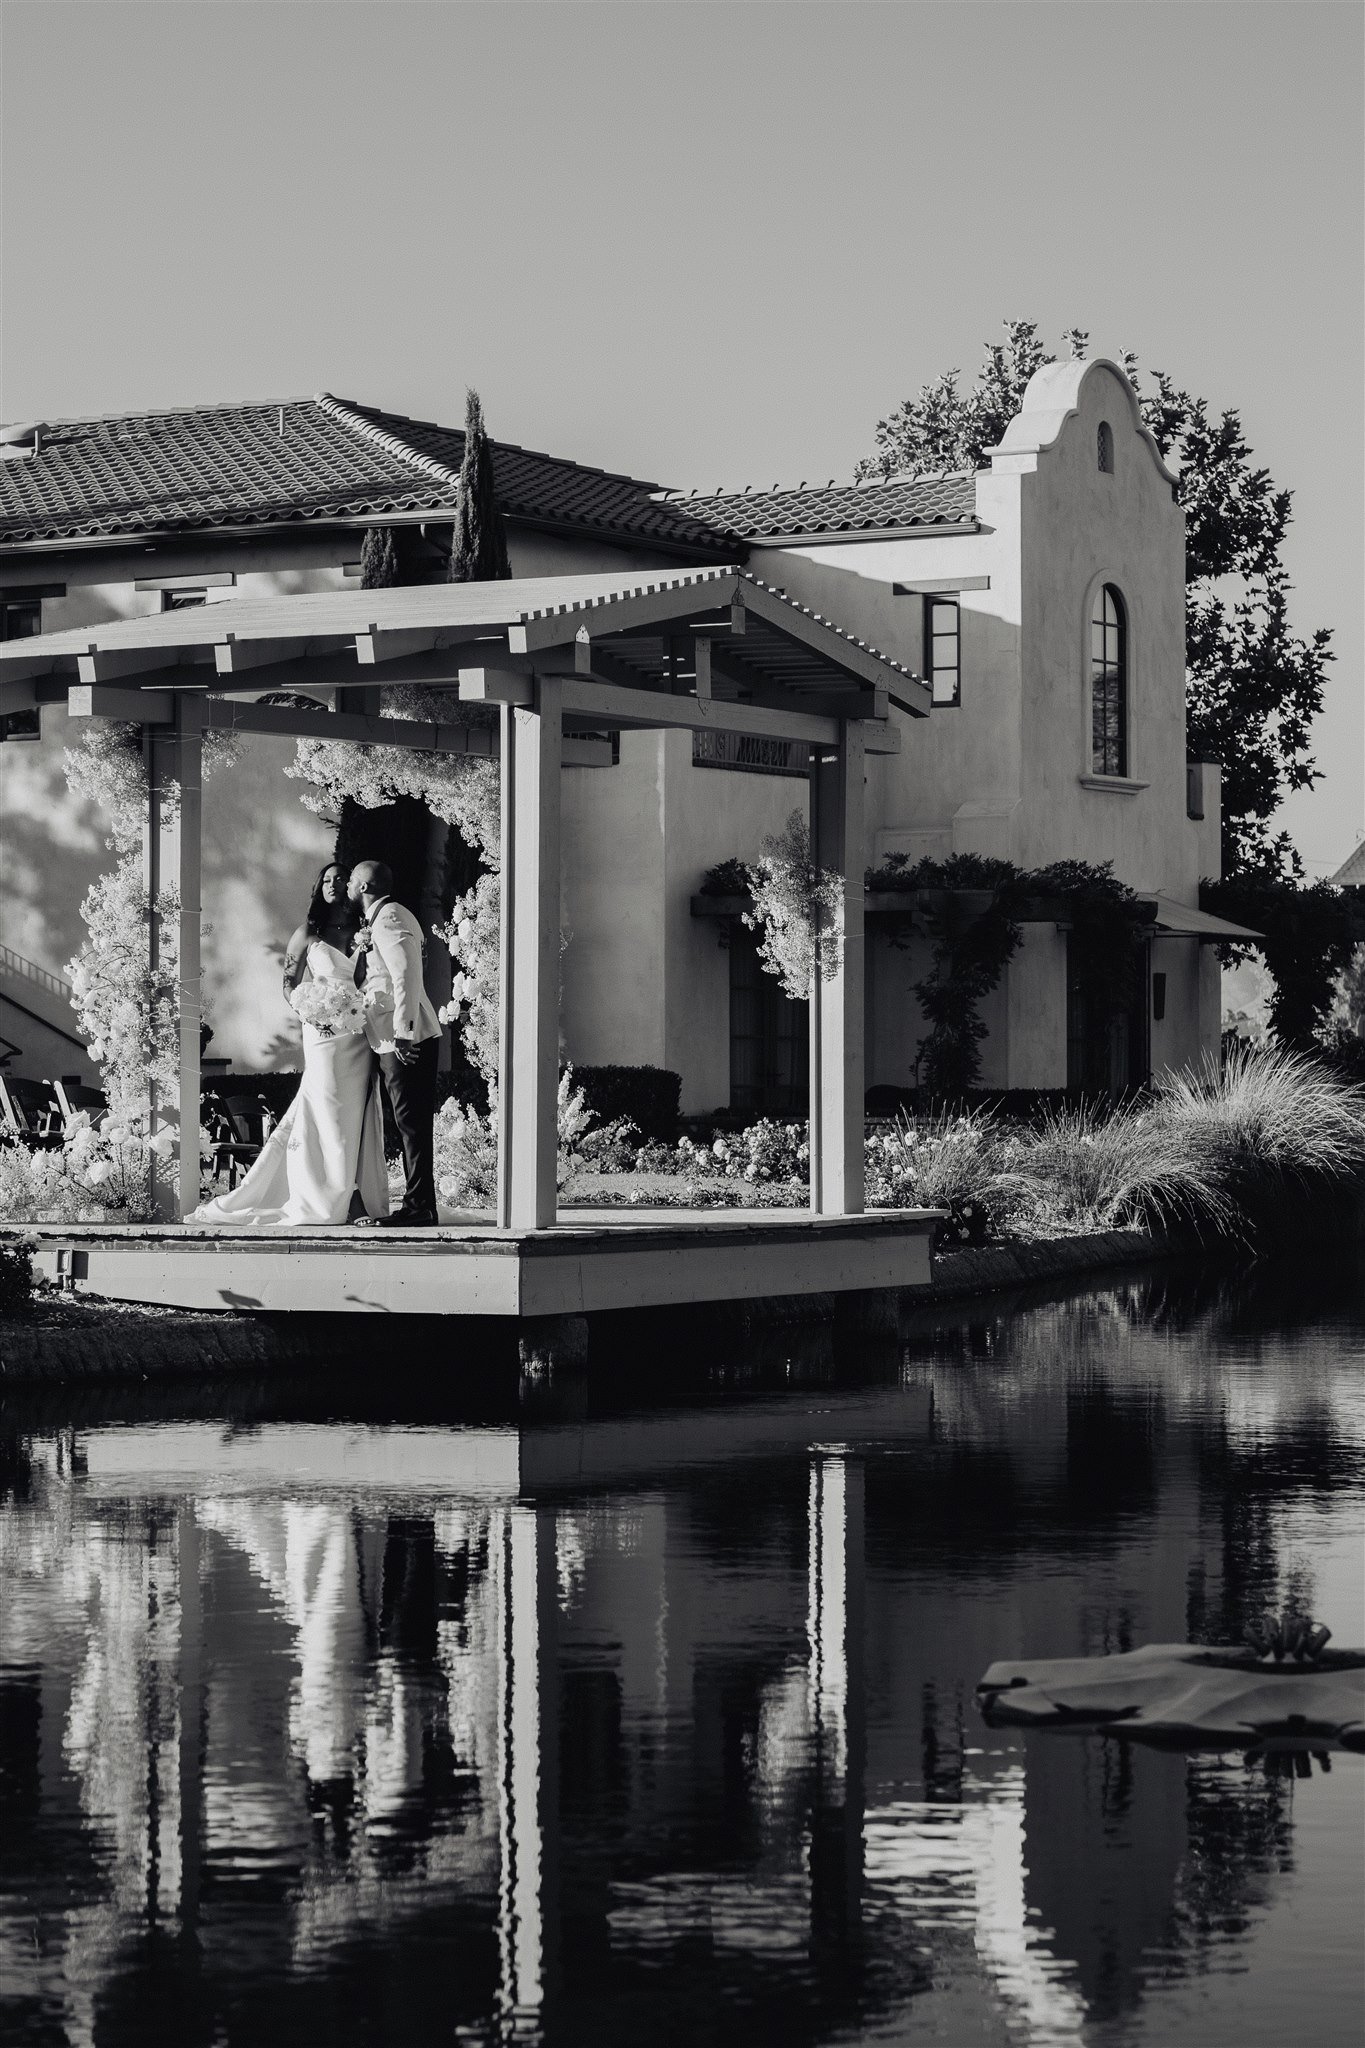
[348,860,443,1227]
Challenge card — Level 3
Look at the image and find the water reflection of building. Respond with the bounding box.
[1,1278,1360,2043]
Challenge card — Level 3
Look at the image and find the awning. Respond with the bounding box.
[1150,896,1262,942]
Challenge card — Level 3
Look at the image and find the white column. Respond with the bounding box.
[494,1502,558,2025]
[144,695,202,1224]
[175,696,203,1224]
[498,679,562,1231]
[809,723,866,1215]
[806,1449,866,1958]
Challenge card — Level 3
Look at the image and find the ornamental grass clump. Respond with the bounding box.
[1154,1045,1365,1218]
[1009,1100,1233,1239]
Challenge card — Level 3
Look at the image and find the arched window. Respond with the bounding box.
[1097,420,1114,473]
[1091,585,1127,776]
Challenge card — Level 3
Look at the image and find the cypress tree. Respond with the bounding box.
[334,523,428,913]
[359,522,400,589]
[449,390,512,582]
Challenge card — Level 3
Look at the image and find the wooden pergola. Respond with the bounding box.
[1,566,926,1232]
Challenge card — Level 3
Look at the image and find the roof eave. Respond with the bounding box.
[742,519,981,548]
[0,505,742,565]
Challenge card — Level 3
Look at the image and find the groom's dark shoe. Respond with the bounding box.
[368,1207,439,1229]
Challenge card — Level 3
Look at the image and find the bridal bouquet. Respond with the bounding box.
[289,978,367,1039]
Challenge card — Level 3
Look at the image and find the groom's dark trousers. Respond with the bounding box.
[380,1038,439,1218]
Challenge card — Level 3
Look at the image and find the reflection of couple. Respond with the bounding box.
[194,859,442,1229]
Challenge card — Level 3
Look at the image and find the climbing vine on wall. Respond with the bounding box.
[875,854,1026,1097]
[703,844,1151,1100]
[867,852,1147,1097]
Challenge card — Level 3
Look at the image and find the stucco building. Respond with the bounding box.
[0,359,1221,1107]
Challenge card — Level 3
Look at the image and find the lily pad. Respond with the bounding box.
[976,1643,1365,1751]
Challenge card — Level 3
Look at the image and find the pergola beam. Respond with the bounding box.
[741,580,930,710]
[508,572,743,654]
[558,675,845,748]
[62,684,609,764]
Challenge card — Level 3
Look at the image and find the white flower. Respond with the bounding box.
[147,1129,178,1159]
[85,1159,116,1188]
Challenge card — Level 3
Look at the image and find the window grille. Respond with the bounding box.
[1097,421,1115,473]
[924,596,960,706]
[692,729,810,777]
[1090,584,1127,777]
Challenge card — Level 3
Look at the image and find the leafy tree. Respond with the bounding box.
[1201,873,1358,1049]
[449,388,512,583]
[857,321,1334,881]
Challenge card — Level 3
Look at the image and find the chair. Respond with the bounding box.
[51,1079,109,1132]
[205,1093,272,1189]
[0,1075,63,1147]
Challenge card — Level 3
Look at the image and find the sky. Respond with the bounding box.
[2,0,1360,873]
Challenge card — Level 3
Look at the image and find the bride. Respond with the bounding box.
[192,862,390,1227]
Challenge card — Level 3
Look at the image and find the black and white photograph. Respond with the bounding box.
[0,2,1361,2042]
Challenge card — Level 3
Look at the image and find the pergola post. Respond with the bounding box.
[497,678,562,1231]
[144,695,202,1223]
[808,722,865,1216]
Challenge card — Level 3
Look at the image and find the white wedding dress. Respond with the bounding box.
[192,940,390,1228]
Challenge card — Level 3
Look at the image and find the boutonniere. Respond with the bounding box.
[352,927,373,955]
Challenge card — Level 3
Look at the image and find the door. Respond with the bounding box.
[729,924,809,1112]
[1066,936,1150,1094]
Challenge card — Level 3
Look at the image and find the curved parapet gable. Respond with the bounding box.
[988,358,1179,487]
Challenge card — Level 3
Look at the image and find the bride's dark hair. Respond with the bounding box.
[305,862,358,940]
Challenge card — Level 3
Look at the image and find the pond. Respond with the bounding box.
[1,1262,1362,2047]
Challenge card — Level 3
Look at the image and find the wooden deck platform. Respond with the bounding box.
[27,1206,939,1318]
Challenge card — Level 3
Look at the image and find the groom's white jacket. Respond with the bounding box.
[361,899,442,1054]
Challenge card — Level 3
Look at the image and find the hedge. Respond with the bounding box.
[572,1066,681,1140]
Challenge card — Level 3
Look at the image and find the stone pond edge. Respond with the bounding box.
[0,1226,1190,1382]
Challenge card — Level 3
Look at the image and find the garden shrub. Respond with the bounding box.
[433,1069,595,1210]
[0,1234,36,1317]
[576,1119,643,1172]
[698,858,752,900]
[865,1104,1003,1216]
[573,1066,681,1142]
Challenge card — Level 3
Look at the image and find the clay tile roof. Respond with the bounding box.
[665,473,979,541]
[0,393,734,557]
